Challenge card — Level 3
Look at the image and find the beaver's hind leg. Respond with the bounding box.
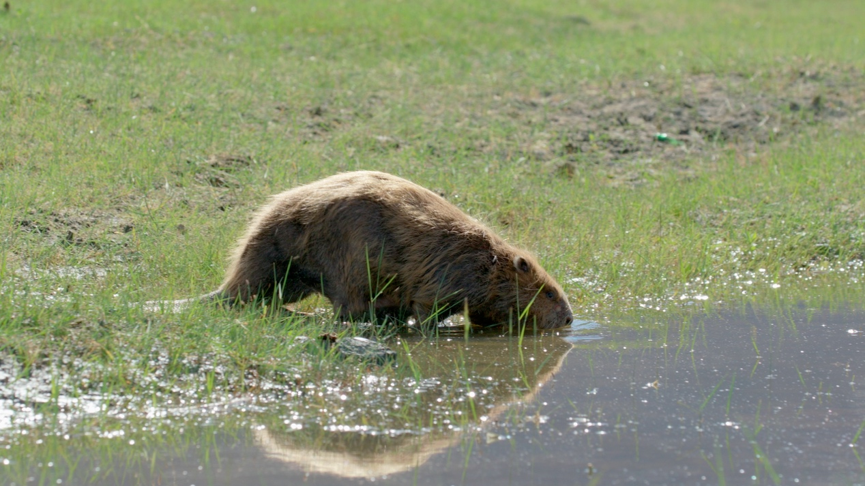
[218,231,315,305]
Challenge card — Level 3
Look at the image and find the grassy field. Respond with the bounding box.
[1,0,864,414]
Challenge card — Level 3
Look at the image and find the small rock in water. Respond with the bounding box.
[297,334,397,365]
[335,337,397,364]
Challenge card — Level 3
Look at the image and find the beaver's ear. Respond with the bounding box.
[513,256,531,274]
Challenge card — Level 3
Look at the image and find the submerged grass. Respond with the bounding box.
[0,0,864,465]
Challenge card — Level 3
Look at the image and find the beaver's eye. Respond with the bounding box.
[545,291,555,299]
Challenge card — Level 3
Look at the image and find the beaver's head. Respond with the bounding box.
[474,250,573,330]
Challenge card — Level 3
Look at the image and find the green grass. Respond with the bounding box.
[0,0,864,437]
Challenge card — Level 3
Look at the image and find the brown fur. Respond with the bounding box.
[215,171,573,329]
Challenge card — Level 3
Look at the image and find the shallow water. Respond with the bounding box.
[2,307,864,485]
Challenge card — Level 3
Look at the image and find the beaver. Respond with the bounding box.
[208,171,573,329]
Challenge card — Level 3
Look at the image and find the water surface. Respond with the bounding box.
[2,307,864,485]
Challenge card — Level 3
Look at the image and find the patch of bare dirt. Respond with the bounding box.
[187,153,257,188]
[260,101,376,142]
[14,208,134,249]
[501,67,864,183]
